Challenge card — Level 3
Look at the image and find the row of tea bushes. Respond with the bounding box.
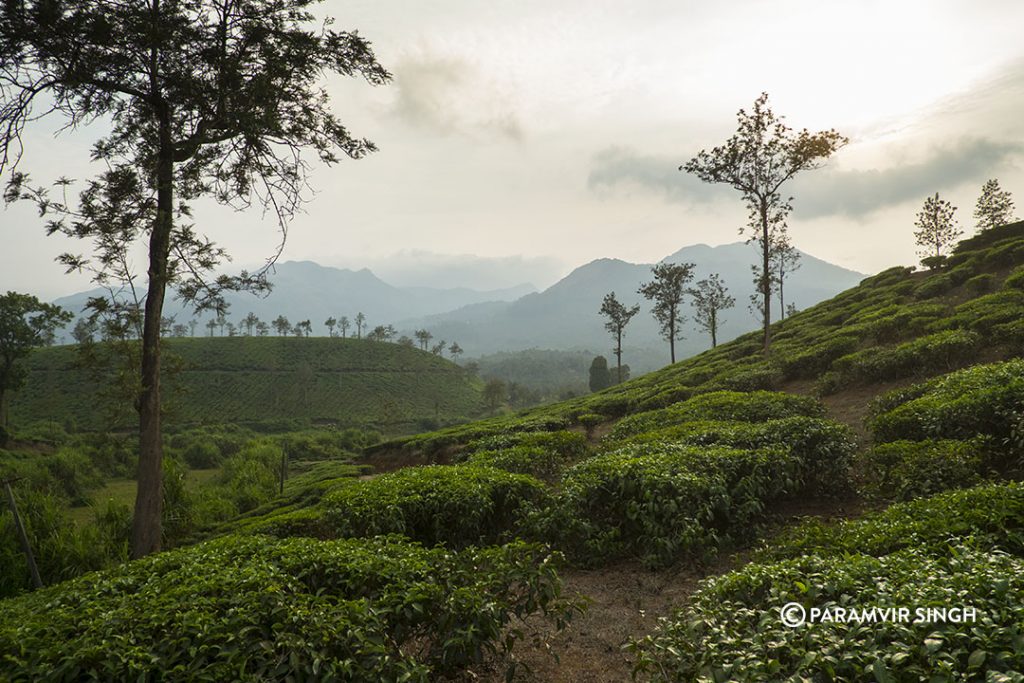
[0,535,574,682]
[633,482,1024,681]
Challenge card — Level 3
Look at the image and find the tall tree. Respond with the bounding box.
[339,316,350,339]
[431,340,446,356]
[324,316,337,337]
[689,274,735,348]
[297,320,312,337]
[914,192,962,265]
[974,179,1015,232]
[255,320,269,337]
[71,317,98,345]
[683,93,847,352]
[0,292,71,431]
[638,262,693,364]
[205,318,217,337]
[482,378,506,412]
[188,319,197,337]
[355,312,366,339]
[414,329,433,351]
[772,237,801,321]
[242,312,260,336]
[0,0,388,558]
[449,341,463,363]
[272,315,291,337]
[598,291,640,383]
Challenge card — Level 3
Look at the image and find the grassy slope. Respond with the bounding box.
[10,336,483,430]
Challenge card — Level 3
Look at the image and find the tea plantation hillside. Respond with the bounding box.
[8,336,483,431]
[370,219,1024,462]
[4,222,1024,681]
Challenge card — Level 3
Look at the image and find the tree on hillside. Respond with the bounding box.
[255,321,270,337]
[483,378,506,412]
[914,193,962,267]
[599,291,640,383]
[355,313,366,339]
[398,335,414,348]
[339,316,351,339]
[588,355,612,393]
[216,315,227,337]
[449,342,463,363]
[0,0,388,558]
[974,179,1016,232]
[171,323,189,338]
[366,325,386,341]
[0,292,72,432]
[297,320,312,338]
[689,274,735,348]
[638,262,694,364]
[160,316,175,337]
[385,324,397,341]
[291,323,304,337]
[205,319,217,337]
[72,317,98,345]
[226,322,237,337]
[272,316,291,337]
[414,329,433,351]
[683,93,848,352]
[773,237,801,321]
[242,313,260,337]
[324,317,337,337]
[188,320,198,337]
[431,340,447,356]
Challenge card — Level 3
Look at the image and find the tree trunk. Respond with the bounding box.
[615,328,623,383]
[131,108,174,559]
[779,261,786,321]
[760,201,772,353]
[669,312,676,364]
[710,310,717,348]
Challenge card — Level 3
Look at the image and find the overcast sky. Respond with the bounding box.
[3,0,1024,298]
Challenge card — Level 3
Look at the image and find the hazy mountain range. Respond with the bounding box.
[51,242,866,370]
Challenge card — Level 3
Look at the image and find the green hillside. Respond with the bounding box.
[4,223,1024,681]
[9,336,483,431]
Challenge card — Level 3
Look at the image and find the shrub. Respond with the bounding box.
[464,430,588,461]
[920,254,948,270]
[609,391,824,440]
[868,359,1024,443]
[467,446,568,481]
[633,544,1024,682]
[545,445,798,567]
[1004,266,1024,291]
[859,438,987,501]
[779,336,860,379]
[622,417,857,495]
[759,482,1024,561]
[0,535,574,681]
[321,465,547,548]
[913,273,954,299]
[181,438,222,468]
[965,272,996,294]
[830,329,980,386]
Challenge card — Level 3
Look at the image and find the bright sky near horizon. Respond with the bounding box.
[3,0,1024,298]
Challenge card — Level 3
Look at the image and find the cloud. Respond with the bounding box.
[586,147,732,203]
[792,138,1024,219]
[588,139,1023,219]
[389,52,524,141]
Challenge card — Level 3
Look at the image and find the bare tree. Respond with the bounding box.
[689,274,735,348]
[638,262,693,364]
[599,291,640,383]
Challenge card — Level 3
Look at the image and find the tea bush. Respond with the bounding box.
[0,535,574,681]
[758,482,1024,561]
[634,543,1024,682]
[467,446,568,481]
[544,445,798,567]
[608,391,824,440]
[868,359,1024,443]
[618,416,856,495]
[859,438,987,501]
[779,336,860,379]
[463,429,588,461]
[321,465,547,548]
[829,329,980,387]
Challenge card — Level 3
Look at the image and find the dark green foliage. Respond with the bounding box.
[913,273,955,299]
[868,359,1024,445]
[467,446,568,481]
[619,416,857,495]
[965,272,996,294]
[609,390,824,441]
[859,439,987,501]
[10,337,482,430]
[779,335,859,379]
[0,535,572,681]
[634,482,1024,681]
[588,355,612,392]
[827,329,980,388]
[321,465,547,548]
[463,430,588,461]
[545,445,798,567]
[1004,266,1024,291]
